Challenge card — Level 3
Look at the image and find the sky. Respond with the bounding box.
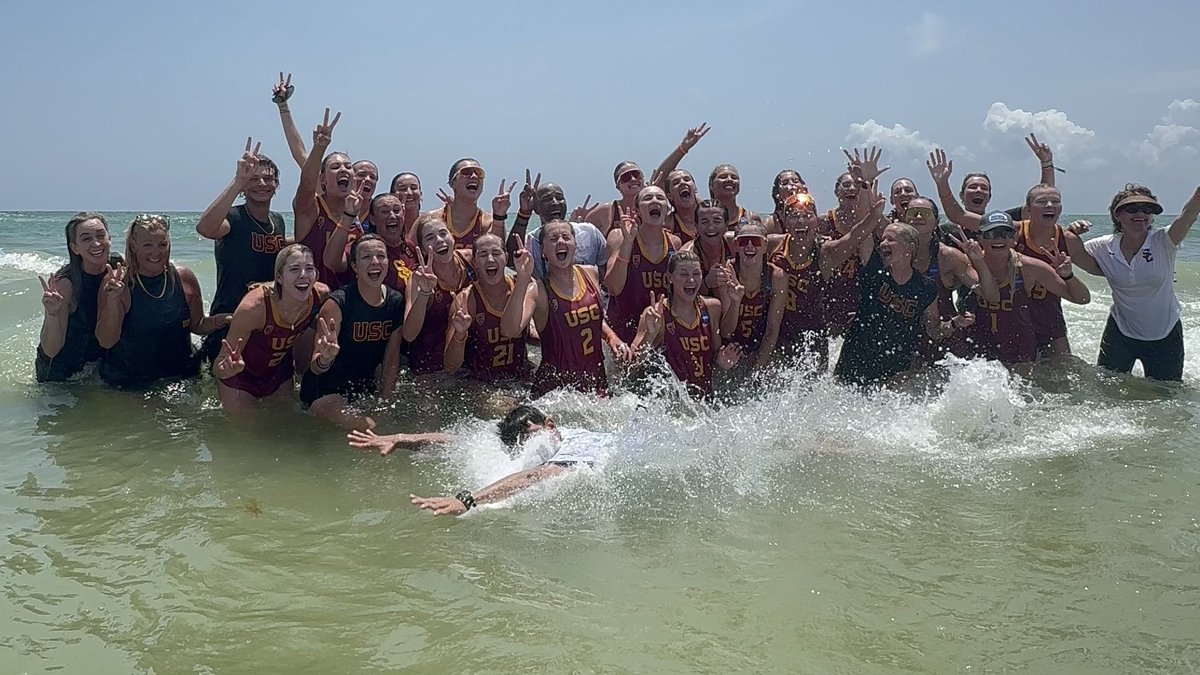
[3,0,1200,214]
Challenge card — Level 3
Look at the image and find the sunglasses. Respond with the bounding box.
[904,208,935,220]
[737,236,764,247]
[980,228,1015,240]
[454,167,485,180]
[134,214,171,230]
[1119,204,1156,215]
[618,170,644,184]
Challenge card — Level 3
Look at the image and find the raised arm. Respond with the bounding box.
[323,180,363,273]
[272,72,308,168]
[650,123,710,188]
[501,239,538,337]
[402,248,437,342]
[443,290,473,374]
[716,261,743,338]
[37,275,73,358]
[1168,186,1200,245]
[506,170,538,267]
[197,137,261,240]
[1025,133,1057,188]
[95,264,129,349]
[822,180,884,275]
[928,149,980,230]
[604,209,638,295]
[293,108,340,243]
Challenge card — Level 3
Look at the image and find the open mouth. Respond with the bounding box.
[336,176,351,191]
[484,262,500,278]
[648,206,663,218]
[555,246,569,262]
[683,282,698,295]
[466,181,480,192]
[548,208,565,220]
[970,196,986,207]
[295,281,311,292]
[880,247,893,261]
[989,242,1007,250]
[679,187,693,200]
[435,244,450,256]
[898,199,911,211]
[367,268,383,281]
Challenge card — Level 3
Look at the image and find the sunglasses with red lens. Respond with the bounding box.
[618,170,643,184]
[455,166,485,180]
[736,236,764,247]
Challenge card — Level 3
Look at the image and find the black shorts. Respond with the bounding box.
[1097,316,1184,381]
[299,370,377,407]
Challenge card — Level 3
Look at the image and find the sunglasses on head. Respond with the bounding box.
[980,227,1015,240]
[134,214,170,230]
[1119,204,1156,215]
[618,170,643,184]
[455,166,485,180]
[736,236,764,247]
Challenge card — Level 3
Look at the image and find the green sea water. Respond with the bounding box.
[2,211,1199,673]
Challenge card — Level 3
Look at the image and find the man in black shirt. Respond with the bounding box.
[196,137,288,362]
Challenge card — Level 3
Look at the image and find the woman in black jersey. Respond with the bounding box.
[302,235,407,430]
[834,222,975,388]
[96,214,230,389]
[36,212,123,382]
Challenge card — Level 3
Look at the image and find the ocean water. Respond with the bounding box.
[2,210,1199,673]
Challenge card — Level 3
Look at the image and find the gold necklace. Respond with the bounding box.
[137,272,168,299]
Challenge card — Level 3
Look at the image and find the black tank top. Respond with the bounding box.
[321,282,407,385]
[211,205,287,314]
[36,255,122,382]
[99,268,197,388]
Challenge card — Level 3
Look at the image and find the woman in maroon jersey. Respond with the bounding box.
[1015,184,1087,356]
[292,108,358,289]
[444,233,530,382]
[665,169,700,244]
[605,186,682,344]
[767,187,883,372]
[427,158,506,251]
[969,212,1089,373]
[763,169,808,235]
[402,214,474,375]
[721,221,788,369]
[389,172,424,242]
[213,244,328,413]
[630,252,742,398]
[680,199,735,296]
[502,220,627,398]
[327,192,417,293]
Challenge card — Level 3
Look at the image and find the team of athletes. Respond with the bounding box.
[33,75,1199,514]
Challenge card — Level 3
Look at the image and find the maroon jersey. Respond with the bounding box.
[770,235,825,339]
[670,213,696,246]
[731,263,775,352]
[695,237,734,296]
[532,266,608,398]
[970,267,1037,365]
[383,239,418,293]
[606,230,674,343]
[443,206,488,251]
[407,252,472,375]
[298,196,356,290]
[822,208,860,336]
[663,299,717,396]
[1015,221,1069,349]
[464,280,530,382]
[222,286,318,398]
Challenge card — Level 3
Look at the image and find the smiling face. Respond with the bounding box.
[390,173,422,209]
[636,186,669,227]
[352,238,388,286]
[371,194,406,246]
[734,223,767,265]
[980,225,1017,258]
[1026,186,1062,226]
[449,160,484,200]
[697,205,727,240]
[243,163,279,205]
[1114,204,1155,235]
[669,259,703,302]
[773,170,807,207]
[615,164,645,199]
[878,223,917,267]
[902,197,938,237]
[890,178,918,212]
[276,247,317,303]
[667,170,698,210]
[471,234,507,286]
[710,165,741,200]
[418,219,455,261]
[960,174,992,214]
[353,161,379,198]
[130,224,170,277]
[539,220,576,271]
[322,153,353,198]
[534,184,568,222]
[69,218,111,270]
[783,197,820,245]
[834,172,859,204]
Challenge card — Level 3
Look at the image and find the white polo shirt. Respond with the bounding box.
[1083,227,1180,341]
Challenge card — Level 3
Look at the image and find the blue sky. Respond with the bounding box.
[4,0,1200,214]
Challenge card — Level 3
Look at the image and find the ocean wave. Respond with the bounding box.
[0,249,65,277]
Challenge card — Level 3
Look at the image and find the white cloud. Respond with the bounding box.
[1163,98,1200,124]
[845,119,937,157]
[981,102,1103,167]
[1127,100,1200,164]
[908,12,949,56]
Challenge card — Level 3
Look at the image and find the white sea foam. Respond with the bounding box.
[0,249,65,278]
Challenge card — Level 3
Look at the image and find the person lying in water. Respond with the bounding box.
[346,404,599,516]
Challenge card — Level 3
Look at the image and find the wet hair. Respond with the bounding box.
[413,213,449,250]
[348,234,385,273]
[124,214,177,297]
[254,155,280,183]
[389,172,421,194]
[319,152,351,195]
[890,177,917,194]
[771,170,805,210]
[1109,183,1158,232]
[959,172,991,195]
[538,219,576,254]
[261,243,313,298]
[885,222,921,255]
[448,158,480,183]
[708,164,738,197]
[1024,183,1059,206]
[497,404,547,448]
[665,169,694,208]
[471,232,505,257]
[694,198,729,224]
[59,212,111,312]
[668,248,701,274]
[353,159,378,173]
[370,192,403,216]
[613,161,640,184]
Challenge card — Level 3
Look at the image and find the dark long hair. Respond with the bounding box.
[59,212,110,312]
